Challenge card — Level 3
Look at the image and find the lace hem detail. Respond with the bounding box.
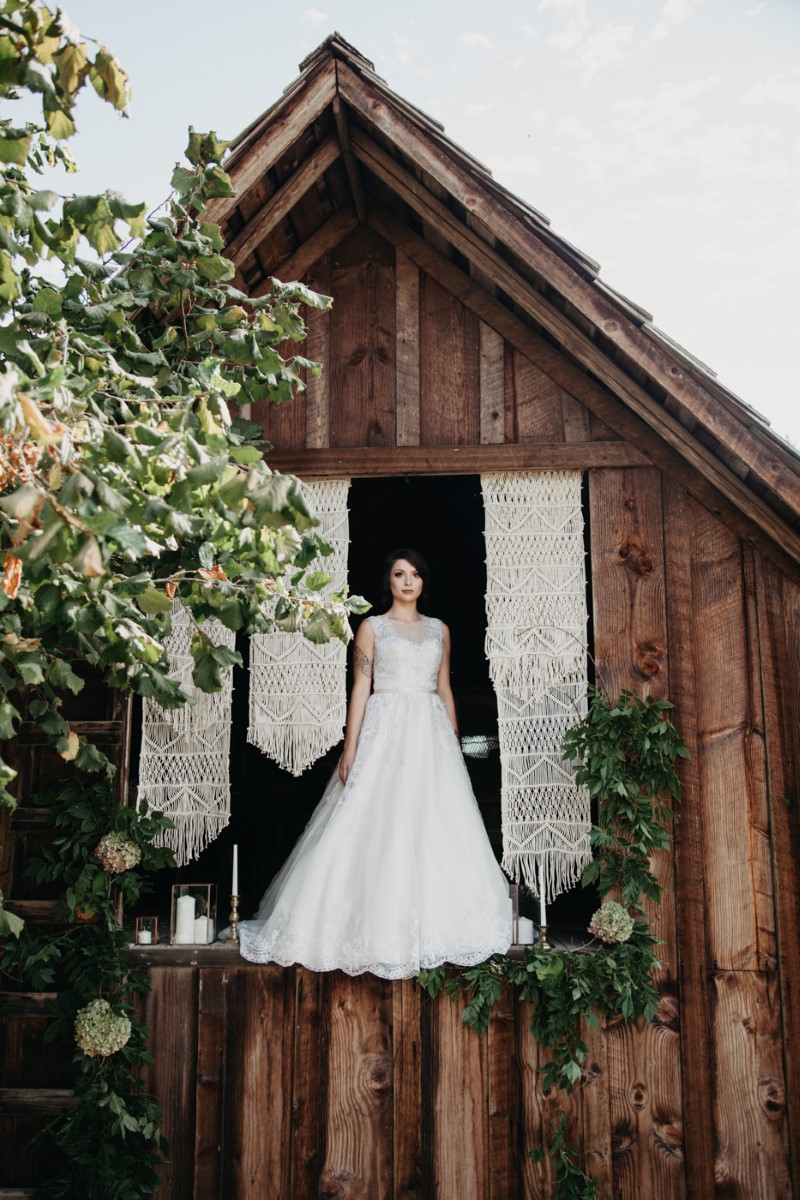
[236,935,513,979]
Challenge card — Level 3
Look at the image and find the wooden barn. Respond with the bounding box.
[3,33,800,1200]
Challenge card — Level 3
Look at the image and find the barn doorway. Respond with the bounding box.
[133,474,595,938]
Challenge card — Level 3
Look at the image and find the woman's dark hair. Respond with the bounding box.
[379,547,431,612]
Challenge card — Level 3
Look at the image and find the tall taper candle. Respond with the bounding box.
[232,844,238,896]
[538,863,547,930]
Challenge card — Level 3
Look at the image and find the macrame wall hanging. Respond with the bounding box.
[481,471,592,905]
[248,478,351,776]
[137,603,236,866]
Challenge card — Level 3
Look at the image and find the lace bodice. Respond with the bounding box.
[370,614,442,694]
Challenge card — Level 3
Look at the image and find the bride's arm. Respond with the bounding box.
[339,619,375,783]
[436,623,459,736]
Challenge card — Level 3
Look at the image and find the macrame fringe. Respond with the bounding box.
[137,603,235,866]
[248,479,351,776]
[482,471,592,906]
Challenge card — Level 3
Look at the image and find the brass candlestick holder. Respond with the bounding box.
[227,894,240,944]
[538,923,553,951]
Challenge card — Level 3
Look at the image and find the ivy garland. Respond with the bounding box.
[1,778,175,1199]
[420,687,689,1200]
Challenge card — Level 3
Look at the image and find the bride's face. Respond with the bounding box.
[389,559,423,603]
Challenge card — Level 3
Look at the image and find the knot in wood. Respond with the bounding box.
[638,554,654,575]
[758,1077,786,1117]
[629,1081,648,1110]
[603,319,620,334]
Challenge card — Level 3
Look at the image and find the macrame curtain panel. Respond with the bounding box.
[481,471,592,905]
[248,479,351,776]
[137,603,236,866]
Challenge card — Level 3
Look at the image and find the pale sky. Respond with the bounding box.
[28,0,800,446]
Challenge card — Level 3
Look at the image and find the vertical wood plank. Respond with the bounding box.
[419,273,479,447]
[742,546,778,970]
[486,982,518,1199]
[395,250,420,448]
[709,971,790,1198]
[479,322,505,446]
[392,977,423,1199]
[304,253,331,450]
[290,968,328,1200]
[688,499,763,969]
[516,1002,577,1200]
[662,478,716,1200]
[588,467,675,961]
[754,555,800,1194]
[329,225,396,449]
[193,968,228,1200]
[227,967,295,1200]
[513,350,566,443]
[589,467,684,1200]
[431,984,489,1200]
[579,1015,612,1199]
[258,335,307,451]
[561,391,592,442]
[320,972,394,1200]
[142,968,199,1200]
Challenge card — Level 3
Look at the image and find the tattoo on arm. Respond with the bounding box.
[354,645,372,679]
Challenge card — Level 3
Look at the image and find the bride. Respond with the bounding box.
[236,548,512,978]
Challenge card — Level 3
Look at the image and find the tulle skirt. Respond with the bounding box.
[237,690,512,978]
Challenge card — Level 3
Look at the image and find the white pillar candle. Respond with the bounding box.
[232,844,239,895]
[137,929,153,945]
[518,916,535,944]
[194,915,211,944]
[174,894,196,943]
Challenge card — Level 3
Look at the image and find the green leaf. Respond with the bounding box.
[48,659,84,694]
[138,589,173,615]
[0,128,32,164]
[195,253,235,283]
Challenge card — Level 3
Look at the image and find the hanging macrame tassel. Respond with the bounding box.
[248,479,351,776]
[137,603,235,866]
[482,471,592,905]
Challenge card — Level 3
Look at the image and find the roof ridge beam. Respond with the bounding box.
[338,60,799,514]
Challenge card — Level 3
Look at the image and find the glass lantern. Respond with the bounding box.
[170,883,217,945]
[135,916,159,946]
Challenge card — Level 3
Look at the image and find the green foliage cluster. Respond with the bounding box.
[1,778,175,1197]
[420,688,688,1200]
[0,1,367,828]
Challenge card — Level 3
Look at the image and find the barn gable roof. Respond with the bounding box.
[208,33,800,573]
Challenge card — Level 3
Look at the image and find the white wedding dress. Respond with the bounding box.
[237,613,512,978]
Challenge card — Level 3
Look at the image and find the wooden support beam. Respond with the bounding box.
[254,205,358,291]
[479,322,505,445]
[366,205,800,582]
[395,249,420,447]
[208,59,336,225]
[332,96,366,223]
[264,442,648,478]
[339,60,800,516]
[0,1089,79,1116]
[224,134,340,267]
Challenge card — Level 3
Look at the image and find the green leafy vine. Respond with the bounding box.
[1,778,175,1198]
[420,688,688,1199]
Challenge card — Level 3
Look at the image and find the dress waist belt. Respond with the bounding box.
[373,687,436,694]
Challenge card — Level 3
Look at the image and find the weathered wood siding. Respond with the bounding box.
[2,239,799,1198]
